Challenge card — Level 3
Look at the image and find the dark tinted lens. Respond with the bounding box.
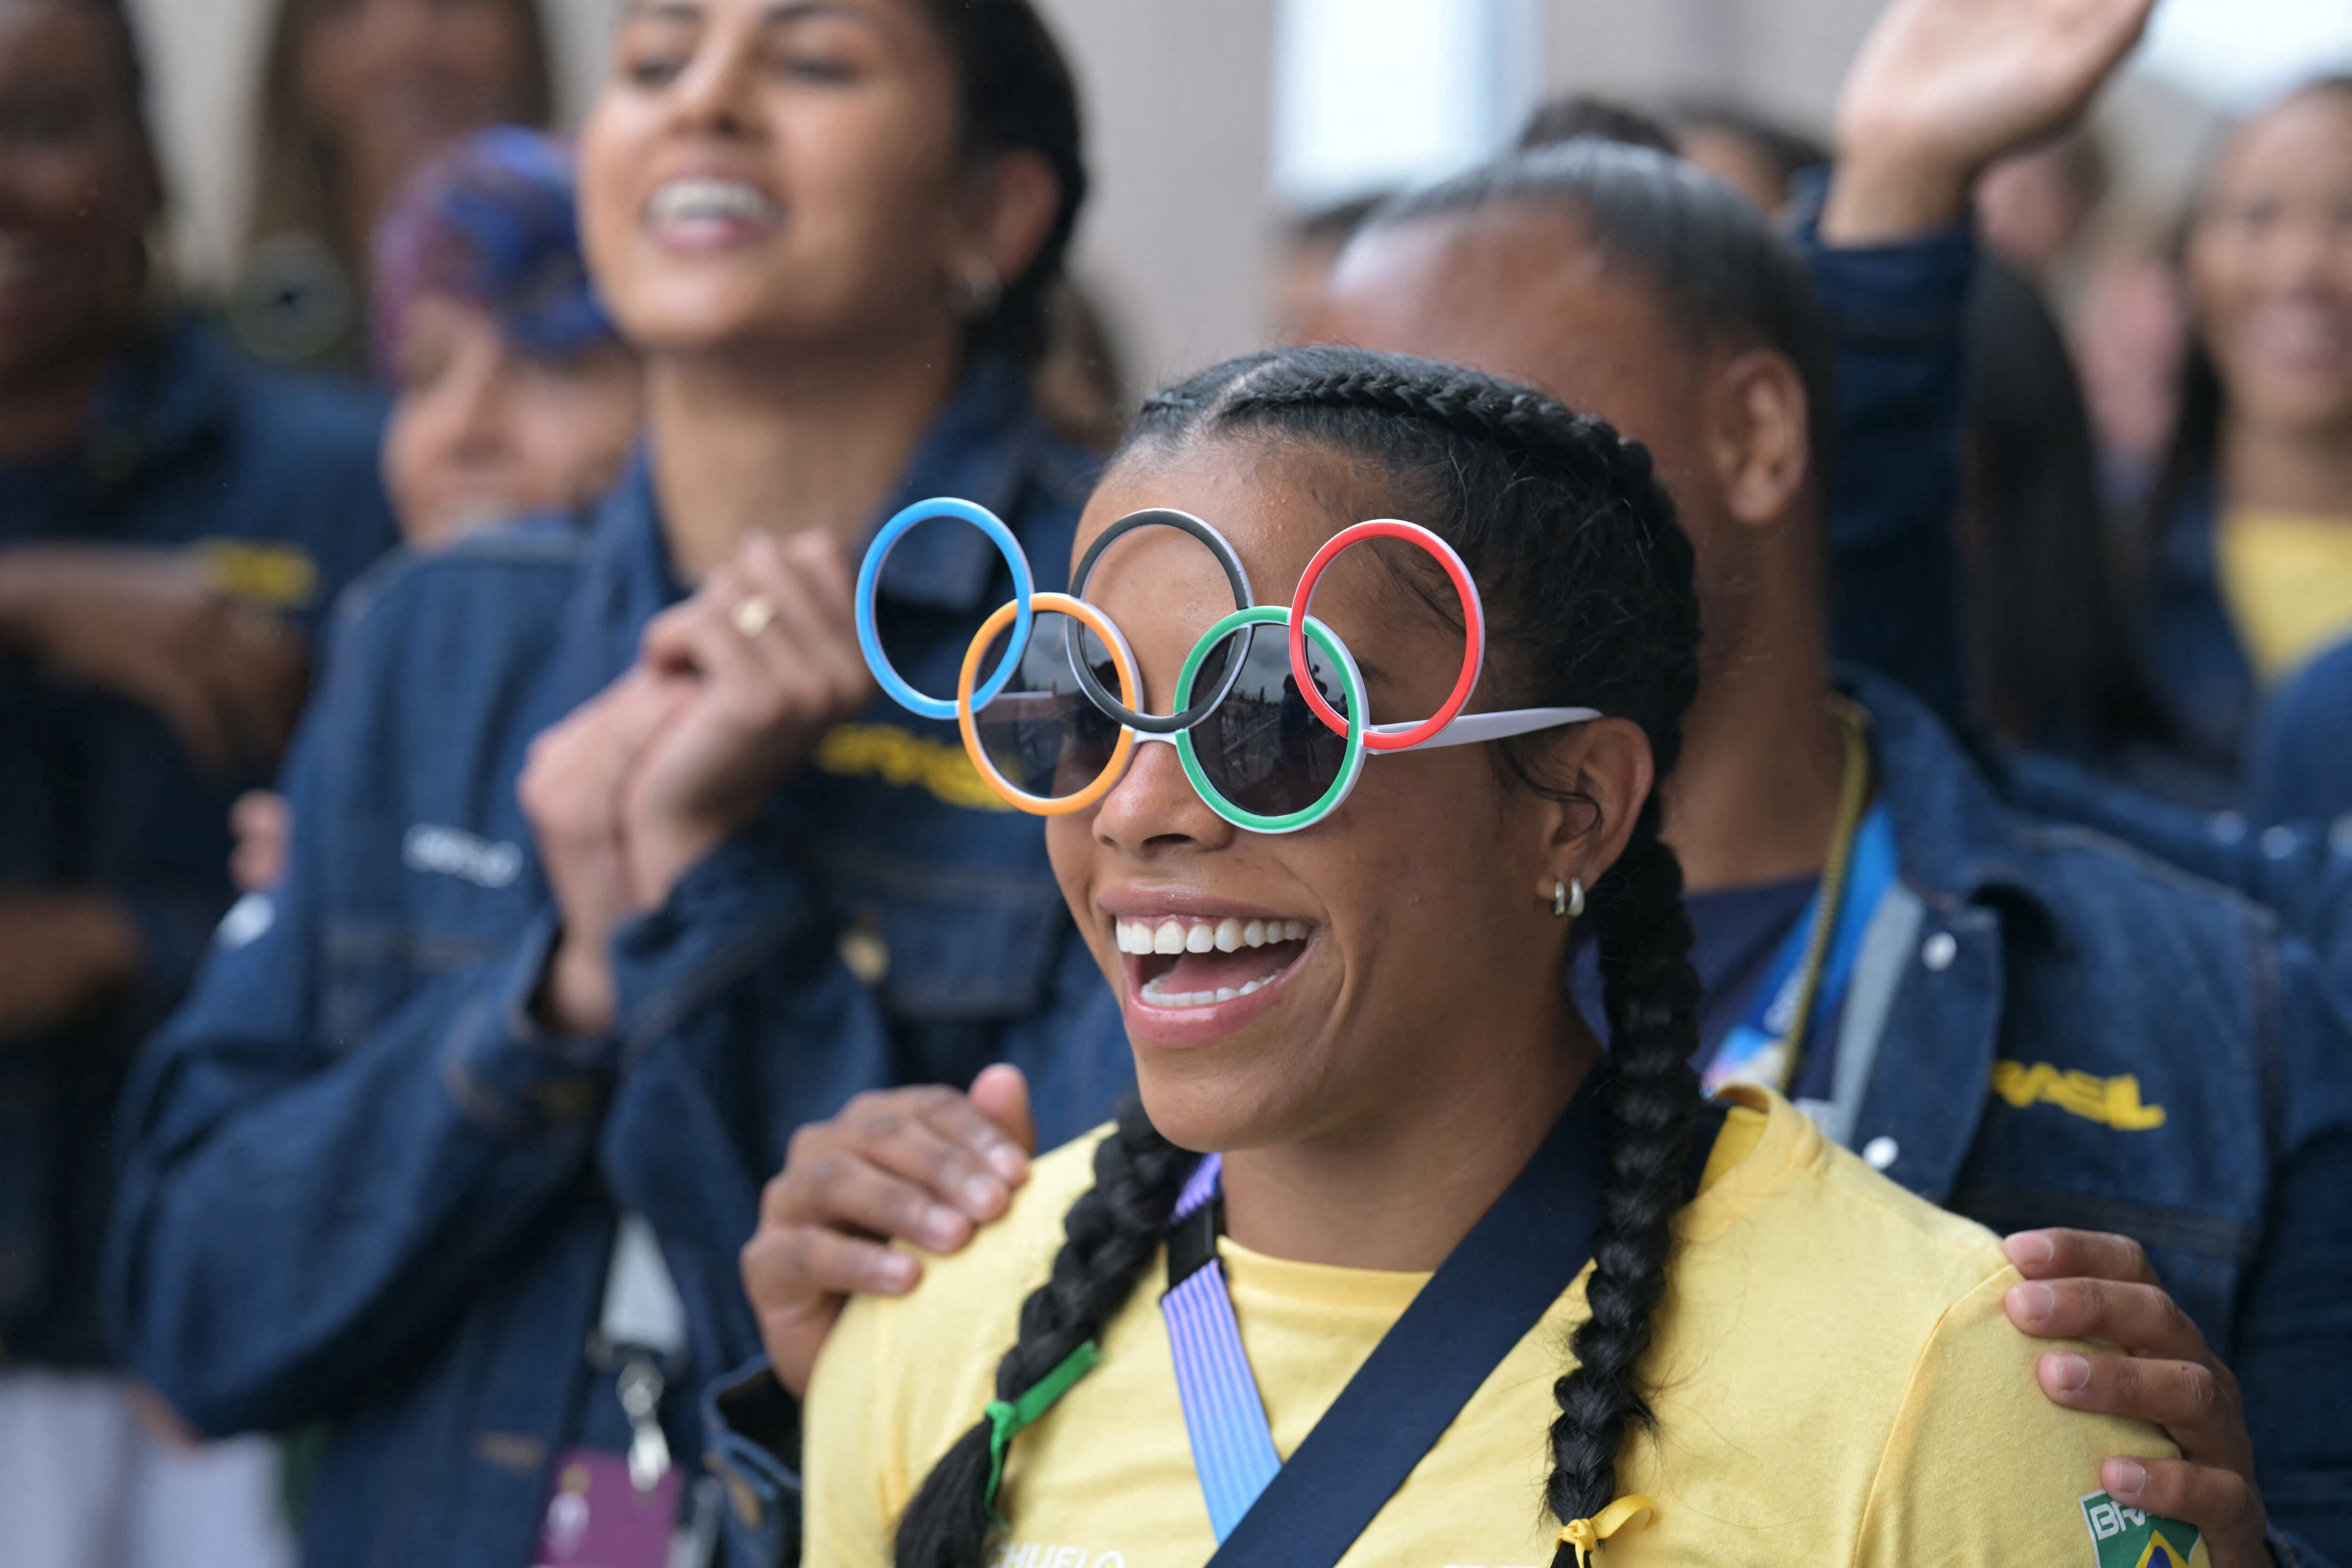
[969,616,1123,799]
[1190,626,1348,816]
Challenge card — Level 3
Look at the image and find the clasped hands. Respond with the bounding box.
[521,531,875,1035]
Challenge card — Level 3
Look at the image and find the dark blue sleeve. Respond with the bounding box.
[2249,642,2352,828]
[1791,186,1978,732]
[2238,939,2352,1563]
[104,677,617,1436]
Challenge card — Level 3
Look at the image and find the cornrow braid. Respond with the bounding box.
[896,344,1708,1563]
[1546,794,1704,1543]
[894,1100,1190,1568]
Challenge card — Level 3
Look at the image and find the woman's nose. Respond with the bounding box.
[1090,737,1234,857]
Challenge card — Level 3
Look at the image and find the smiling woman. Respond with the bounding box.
[104,1,1120,1564]
[2138,75,2352,790]
[800,347,2208,1568]
[238,0,552,367]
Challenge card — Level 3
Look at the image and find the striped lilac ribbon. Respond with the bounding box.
[1161,1153,1284,1542]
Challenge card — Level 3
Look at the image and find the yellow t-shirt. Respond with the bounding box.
[803,1090,2206,1568]
[2218,506,2352,682]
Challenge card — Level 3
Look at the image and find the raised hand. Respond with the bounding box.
[1825,0,2157,242]
[741,1066,1036,1397]
[2003,1229,2272,1568]
[620,530,877,910]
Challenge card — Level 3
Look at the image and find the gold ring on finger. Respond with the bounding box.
[733,594,778,639]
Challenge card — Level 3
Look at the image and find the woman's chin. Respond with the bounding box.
[1130,1068,1299,1158]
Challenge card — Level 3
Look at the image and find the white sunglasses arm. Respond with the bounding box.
[1129,707,1597,749]
[1379,707,1601,749]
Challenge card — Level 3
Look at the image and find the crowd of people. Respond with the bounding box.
[1,0,2348,1566]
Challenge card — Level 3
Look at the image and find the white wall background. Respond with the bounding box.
[125,0,2352,396]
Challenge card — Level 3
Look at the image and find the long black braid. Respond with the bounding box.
[895,345,1705,1568]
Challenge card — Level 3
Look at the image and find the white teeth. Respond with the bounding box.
[1216,987,1238,1002]
[647,178,779,226]
[1118,914,1313,966]
[1240,977,1266,995]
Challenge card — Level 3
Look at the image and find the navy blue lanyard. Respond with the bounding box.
[1158,1084,1728,1564]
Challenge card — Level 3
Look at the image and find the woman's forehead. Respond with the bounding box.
[1080,441,1396,603]
[1076,443,1462,677]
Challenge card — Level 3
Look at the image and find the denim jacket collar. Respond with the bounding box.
[1842,670,2054,1206]
[560,354,1051,706]
[1846,668,2060,933]
[864,354,1046,612]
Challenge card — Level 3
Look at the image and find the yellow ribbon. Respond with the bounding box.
[1557,1495,1656,1566]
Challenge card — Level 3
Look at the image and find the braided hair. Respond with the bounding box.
[894,346,1706,1568]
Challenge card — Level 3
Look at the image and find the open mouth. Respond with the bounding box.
[1113,914,1311,1009]
[644,178,784,248]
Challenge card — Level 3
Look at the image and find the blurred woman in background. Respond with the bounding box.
[372,127,640,547]
[111,4,1129,1564]
[2141,76,2352,797]
[0,0,395,1563]
[232,125,643,894]
[233,0,551,369]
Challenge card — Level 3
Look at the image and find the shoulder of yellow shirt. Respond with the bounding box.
[836,1088,2023,1401]
[819,1090,2174,1557]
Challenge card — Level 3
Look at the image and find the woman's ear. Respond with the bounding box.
[961,149,1062,305]
[1528,718,1657,906]
[1705,348,1812,531]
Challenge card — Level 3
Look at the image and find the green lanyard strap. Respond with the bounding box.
[983,1340,1100,1527]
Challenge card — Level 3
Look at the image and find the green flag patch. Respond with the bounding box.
[2080,1491,2200,1568]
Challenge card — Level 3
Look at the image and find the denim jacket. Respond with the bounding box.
[104,360,1133,1568]
[1,317,395,1368]
[1853,673,2352,1561]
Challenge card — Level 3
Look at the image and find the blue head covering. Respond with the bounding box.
[372,127,618,376]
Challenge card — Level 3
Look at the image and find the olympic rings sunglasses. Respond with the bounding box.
[853,499,1601,835]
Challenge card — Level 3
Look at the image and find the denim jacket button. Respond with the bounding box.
[1920,932,1957,972]
[1862,1136,1899,1171]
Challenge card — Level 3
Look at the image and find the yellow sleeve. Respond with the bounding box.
[1853,1268,2210,1568]
[800,1292,907,1568]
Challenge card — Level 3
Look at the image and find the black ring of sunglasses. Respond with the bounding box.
[1065,508,1256,735]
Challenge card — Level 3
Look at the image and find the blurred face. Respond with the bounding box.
[0,0,157,384]
[1977,141,2091,281]
[1044,441,1636,1152]
[581,0,980,358]
[2186,87,2352,440]
[297,0,539,223]
[382,295,643,548]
